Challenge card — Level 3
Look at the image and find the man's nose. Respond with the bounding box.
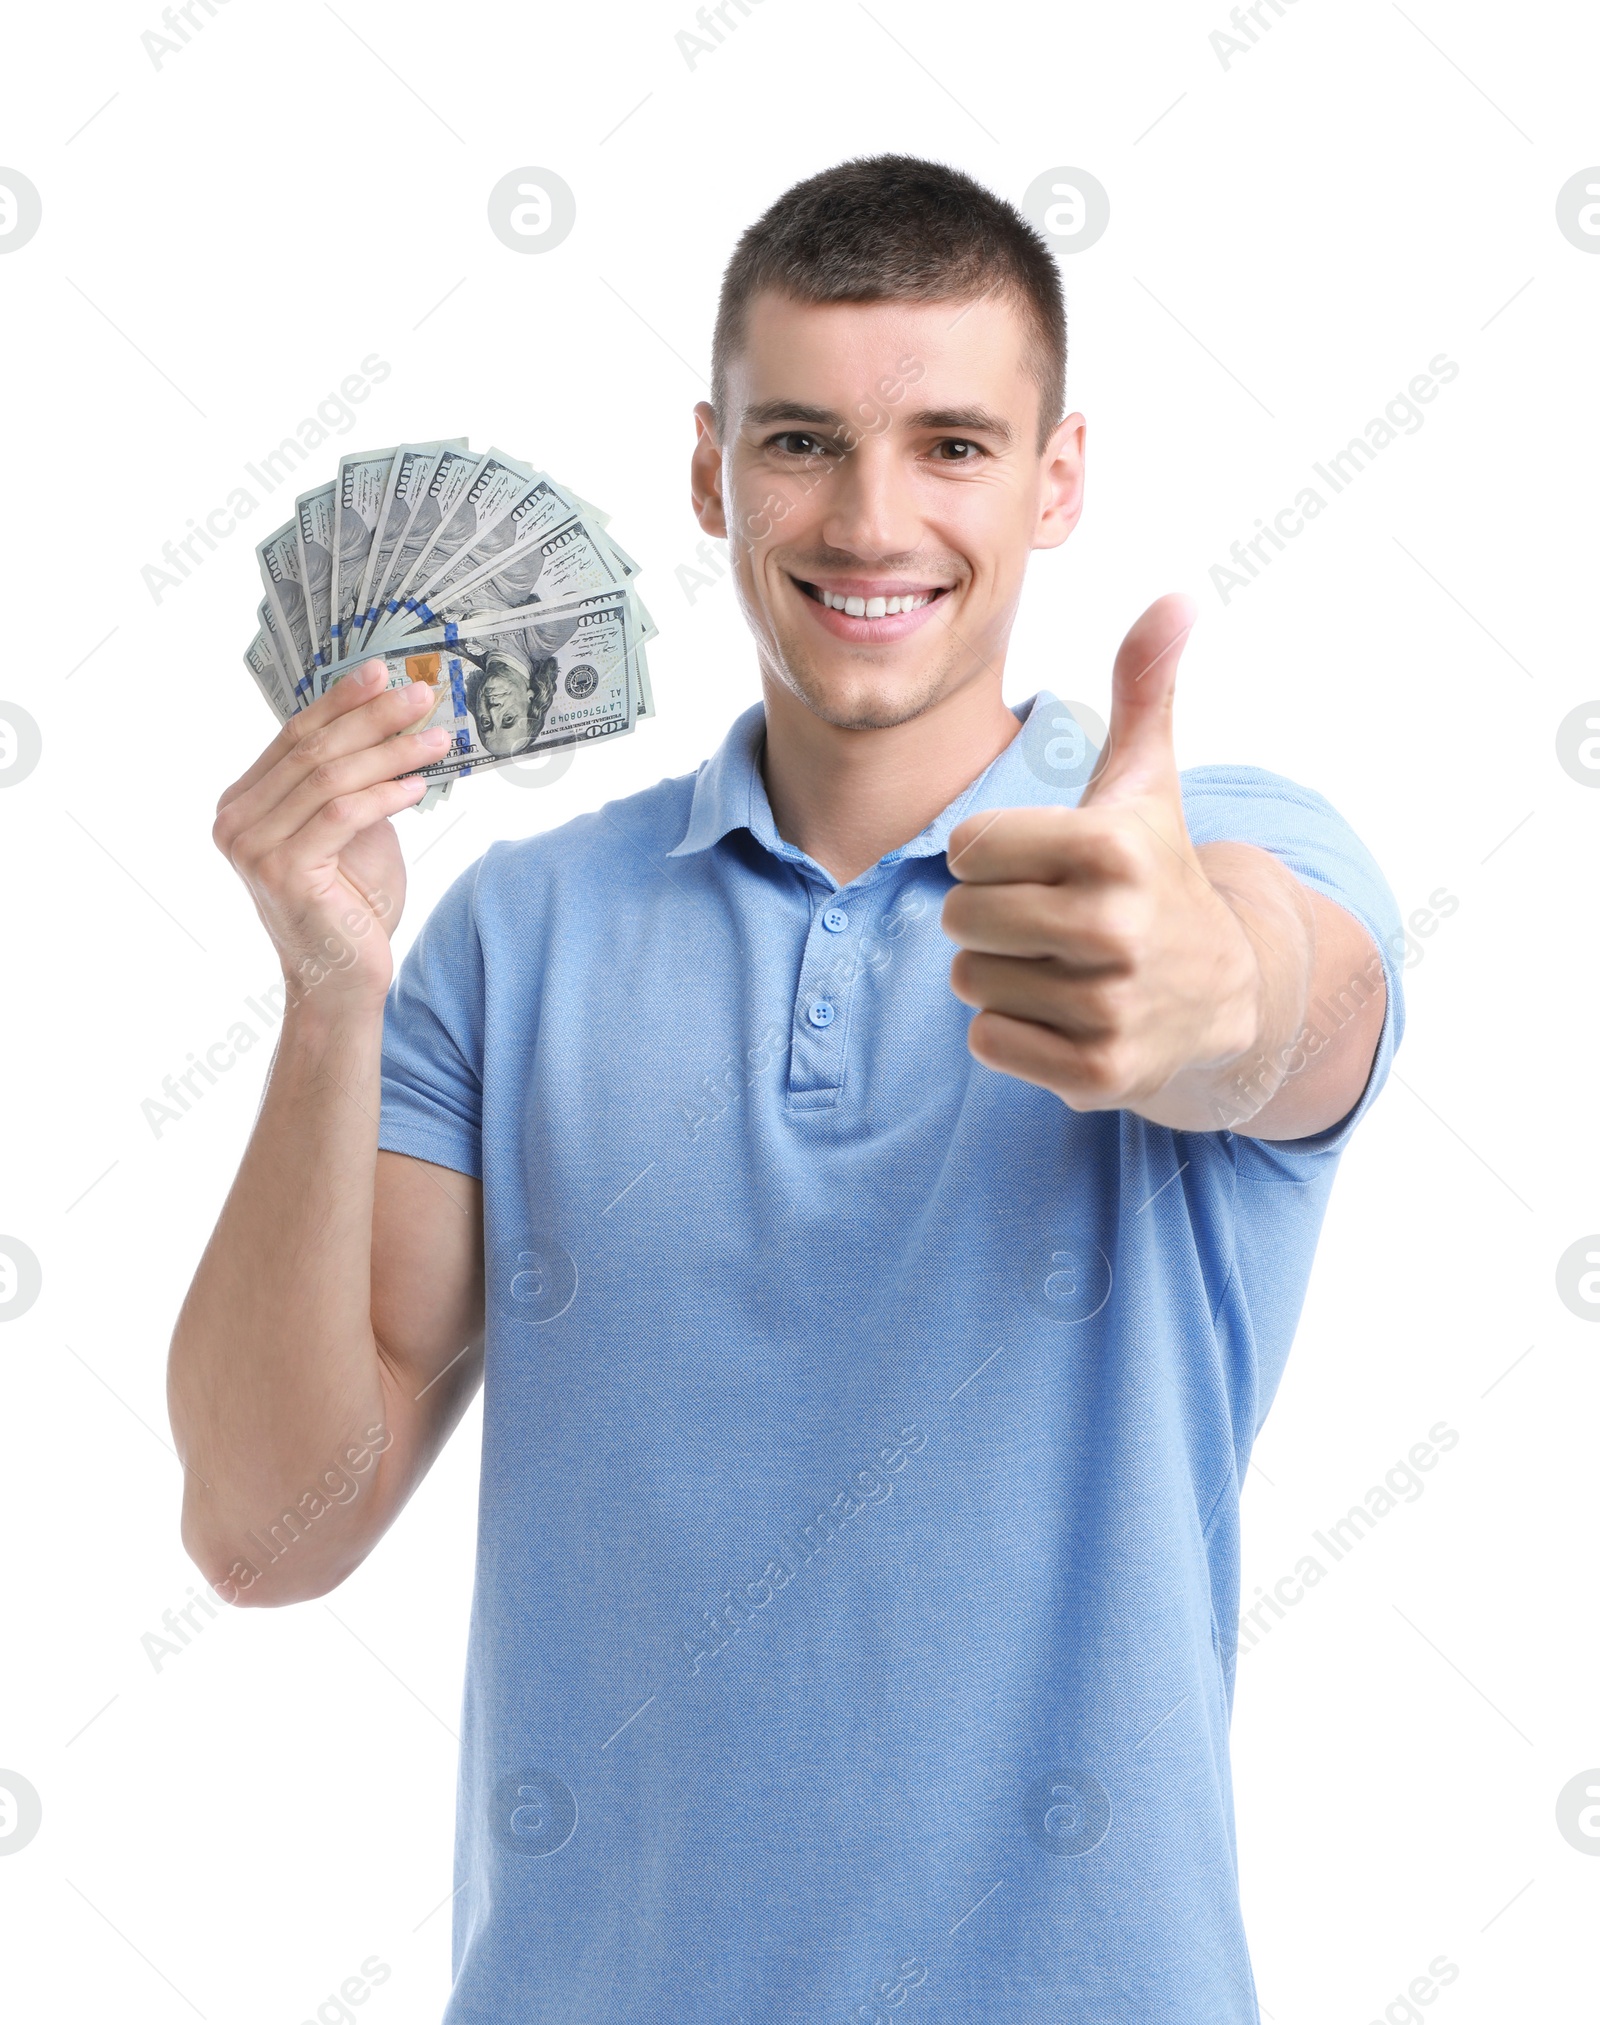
[818,436,922,564]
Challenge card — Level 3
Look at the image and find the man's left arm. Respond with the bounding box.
[943,594,1388,1142]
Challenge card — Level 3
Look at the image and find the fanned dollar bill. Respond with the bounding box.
[386,449,536,628]
[325,589,646,786]
[295,482,338,678]
[244,621,293,725]
[350,439,466,659]
[246,439,656,810]
[387,471,581,631]
[371,503,633,646]
[362,445,485,646]
[258,596,301,714]
[330,446,395,664]
[256,521,317,708]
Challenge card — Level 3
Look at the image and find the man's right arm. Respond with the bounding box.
[167,663,486,1607]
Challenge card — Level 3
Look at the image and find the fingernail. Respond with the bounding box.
[359,659,383,687]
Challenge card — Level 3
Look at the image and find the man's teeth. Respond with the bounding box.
[815,587,935,617]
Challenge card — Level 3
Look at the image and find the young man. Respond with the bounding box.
[175,157,1401,2022]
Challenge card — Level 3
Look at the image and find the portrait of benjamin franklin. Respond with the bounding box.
[464,642,561,758]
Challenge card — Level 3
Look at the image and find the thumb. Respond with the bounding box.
[1078,591,1196,807]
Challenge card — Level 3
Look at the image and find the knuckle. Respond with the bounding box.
[1091,900,1145,966]
[321,792,360,828]
[226,826,261,874]
[1077,1041,1130,1097]
[1085,975,1135,1033]
[293,719,332,764]
[1086,818,1140,882]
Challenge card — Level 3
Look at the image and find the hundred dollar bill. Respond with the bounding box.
[630,597,657,718]
[629,644,655,721]
[386,448,536,625]
[295,482,337,687]
[363,444,489,642]
[258,596,303,714]
[327,589,646,785]
[410,624,640,787]
[399,478,649,794]
[256,519,317,706]
[594,526,639,580]
[352,440,466,652]
[372,508,631,645]
[330,446,394,663]
[266,605,306,716]
[391,471,580,627]
[244,624,293,725]
[369,475,580,641]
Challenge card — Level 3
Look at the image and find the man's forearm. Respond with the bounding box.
[1136,842,1384,1139]
[167,994,393,1603]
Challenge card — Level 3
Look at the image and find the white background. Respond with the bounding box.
[1,0,1596,2019]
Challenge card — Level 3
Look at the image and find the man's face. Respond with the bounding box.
[692,291,1084,731]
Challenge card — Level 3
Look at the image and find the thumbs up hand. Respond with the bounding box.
[943,594,1310,1130]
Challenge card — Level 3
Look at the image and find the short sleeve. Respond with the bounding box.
[377,855,487,1180]
[1180,764,1406,1173]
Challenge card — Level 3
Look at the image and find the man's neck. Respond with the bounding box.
[758,670,1025,888]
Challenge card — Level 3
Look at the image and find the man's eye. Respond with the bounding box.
[932,439,984,461]
[767,432,829,457]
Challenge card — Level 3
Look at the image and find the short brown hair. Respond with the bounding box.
[711,155,1067,452]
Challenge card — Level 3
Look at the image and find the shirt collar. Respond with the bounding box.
[664,690,1100,874]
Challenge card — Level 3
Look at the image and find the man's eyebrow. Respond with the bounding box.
[906,405,1013,441]
[737,398,1016,442]
[739,400,845,430]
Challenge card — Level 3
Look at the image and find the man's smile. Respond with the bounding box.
[787,571,955,641]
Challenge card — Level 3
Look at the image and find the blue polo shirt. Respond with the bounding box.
[378,689,1403,2024]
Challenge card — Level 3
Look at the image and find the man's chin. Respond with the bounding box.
[767,641,953,733]
[783,672,943,732]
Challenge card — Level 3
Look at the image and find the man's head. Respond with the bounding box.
[693,155,1085,733]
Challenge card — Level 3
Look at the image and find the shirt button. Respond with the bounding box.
[822,906,849,934]
[807,998,837,1029]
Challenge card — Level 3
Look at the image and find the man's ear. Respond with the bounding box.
[691,401,728,538]
[1032,410,1086,552]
